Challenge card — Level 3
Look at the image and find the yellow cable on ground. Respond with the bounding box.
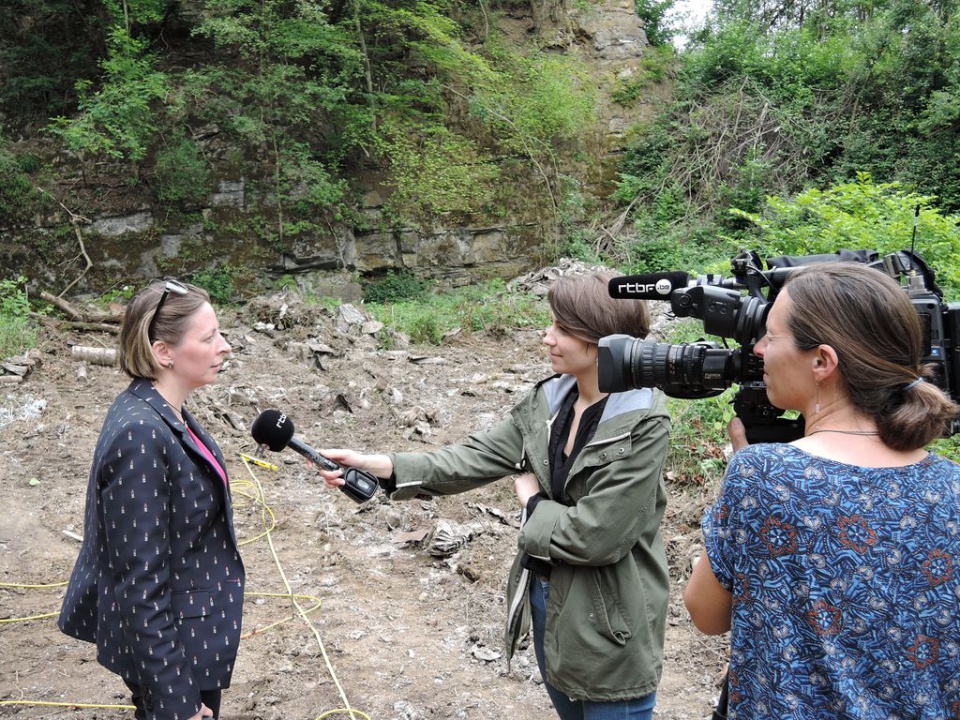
[232,481,278,545]
[317,710,373,720]
[241,591,323,639]
[0,456,371,719]
[0,700,135,710]
[0,581,65,624]
[239,455,369,720]
[0,610,58,624]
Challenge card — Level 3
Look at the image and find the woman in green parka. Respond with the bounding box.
[318,272,671,720]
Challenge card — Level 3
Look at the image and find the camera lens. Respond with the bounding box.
[598,335,734,398]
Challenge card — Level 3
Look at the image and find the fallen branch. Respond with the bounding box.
[36,186,93,297]
[61,223,94,298]
[29,312,120,334]
[82,311,123,324]
[39,291,123,325]
[39,291,84,320]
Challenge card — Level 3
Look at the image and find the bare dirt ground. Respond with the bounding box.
[0,279,728,720]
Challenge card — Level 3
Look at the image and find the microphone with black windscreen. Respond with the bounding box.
[250,409,379,503]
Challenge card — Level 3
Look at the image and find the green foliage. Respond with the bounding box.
[47,28,171,164]
[10,0,601,238]
[0,146,40,225]
[363,271,427,304]
[731,174,960,297]
[930,434,960,464]
[0,0,105,127]
[0,276,30,319]
[366,279,551,345]
[381,120,501,221]
[556,231,603,265]
[459,39,597,218]
[473,48,597,166]
[189,0,366,229]
[635,0,677,46]
[193,0,368,135]
[99,284,137,305]
[0,276,36,358]
[612,45,676,105]
[152,136,210,206]
[503,53,597,144]
[667,0,960,223]
[445,279,551,333]
[617,231,731,274]
[712,0,878,33]
[716,146,774,228]
[665,390,736,484]
[615,122,674,203]
[612,0,960,266]
[189,267,236,305]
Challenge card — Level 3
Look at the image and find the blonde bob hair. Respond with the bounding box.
[118,280,211,380]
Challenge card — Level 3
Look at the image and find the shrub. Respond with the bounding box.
[363,271,427,304]
[365,279,550,345]
[731,174,960,298]
[153,137,210,206]
[190,267,235,305]
[0,149,39,225]
[0,276,36,357]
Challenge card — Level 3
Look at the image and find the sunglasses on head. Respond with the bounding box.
[148,280,189,341]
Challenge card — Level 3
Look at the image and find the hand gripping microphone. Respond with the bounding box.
[250,409,379,503]
[607,271,691,300]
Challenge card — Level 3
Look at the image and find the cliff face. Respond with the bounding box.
[1,0,656,298]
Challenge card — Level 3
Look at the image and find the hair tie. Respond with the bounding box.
[903,377,924,392]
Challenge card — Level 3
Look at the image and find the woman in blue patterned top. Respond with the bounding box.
[684,262,960,719]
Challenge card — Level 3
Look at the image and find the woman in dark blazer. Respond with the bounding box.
[59,280,244,720]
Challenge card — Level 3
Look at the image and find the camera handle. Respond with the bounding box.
[734,385,805,444]
[740,417,805,444]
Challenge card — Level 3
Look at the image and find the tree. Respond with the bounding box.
[636,0,677,46]
[0,0,106,126]
[47,27,170,178]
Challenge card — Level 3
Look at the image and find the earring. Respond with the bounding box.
[167,361,174,370]
[814,380,821,415]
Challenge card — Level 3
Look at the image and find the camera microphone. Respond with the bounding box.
[250,409,378,503]
[608,272,691,300]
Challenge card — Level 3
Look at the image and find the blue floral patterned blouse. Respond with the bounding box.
[703,443,960,720]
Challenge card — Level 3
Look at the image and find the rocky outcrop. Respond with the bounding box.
[1,0,655,299]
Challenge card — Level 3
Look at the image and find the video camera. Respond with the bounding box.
[597,248,960,443]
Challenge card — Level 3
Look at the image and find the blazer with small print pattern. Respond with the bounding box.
[59,378,245,720]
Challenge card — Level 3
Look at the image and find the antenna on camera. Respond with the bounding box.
[909,204,920,270]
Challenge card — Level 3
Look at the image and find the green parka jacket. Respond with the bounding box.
[386,374,671,702]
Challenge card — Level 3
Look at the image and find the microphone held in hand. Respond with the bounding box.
[607,271,691,300]
[250,409,378,503]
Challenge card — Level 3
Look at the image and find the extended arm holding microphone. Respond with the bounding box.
[312,448,395,487]
[250,410,380,503]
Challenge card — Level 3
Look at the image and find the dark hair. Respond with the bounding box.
[118,281,211,380]
[784,262,958,450]
[548,272,649,344]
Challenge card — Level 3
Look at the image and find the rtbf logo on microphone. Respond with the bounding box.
[607,271,689,300]
[617,278,674,297]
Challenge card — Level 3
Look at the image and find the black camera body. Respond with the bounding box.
[598,248,960,443]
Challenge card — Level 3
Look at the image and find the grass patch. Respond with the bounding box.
[0,316,37,358]
[366,279,550,345]
[0,277,36,358]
